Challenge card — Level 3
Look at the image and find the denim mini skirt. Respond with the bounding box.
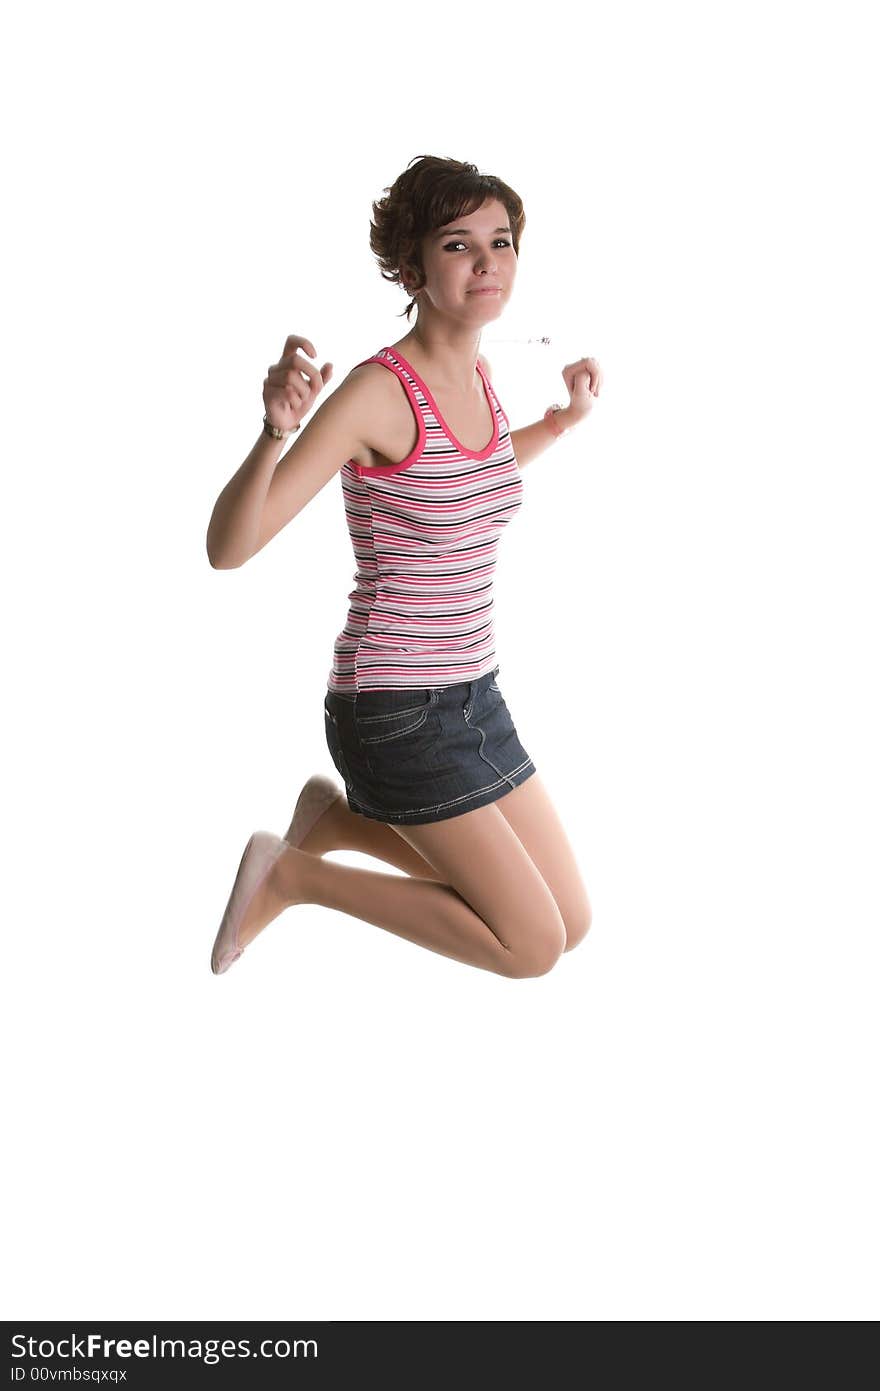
[322,664,537,825]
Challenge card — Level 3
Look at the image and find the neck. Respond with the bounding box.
[394,321,483,394]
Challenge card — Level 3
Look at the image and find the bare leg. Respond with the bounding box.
[297,794,445,881]
[293,779,593,954]
[490,774,593,952]
[239,800,567,978]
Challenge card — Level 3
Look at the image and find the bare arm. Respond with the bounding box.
[509,415,567,470]
[206,334,334,569]
[206,430,287,569]
[510,354,603,467]
[479,353,568,471]
[208,369,375,569]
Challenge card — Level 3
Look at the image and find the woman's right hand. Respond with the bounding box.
[263,334,334,435]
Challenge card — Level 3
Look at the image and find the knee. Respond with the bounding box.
[562,902,593,953]
[505,929,567,979]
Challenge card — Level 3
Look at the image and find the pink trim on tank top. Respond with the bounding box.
[345,346,500,477]
[387,347,500,459]
[346,351,426,477]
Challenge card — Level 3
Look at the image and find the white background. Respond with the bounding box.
[3,0,878,1321]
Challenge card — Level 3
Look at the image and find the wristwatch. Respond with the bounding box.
[263,413,301,440]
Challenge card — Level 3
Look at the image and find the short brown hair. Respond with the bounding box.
[370,155,526,320]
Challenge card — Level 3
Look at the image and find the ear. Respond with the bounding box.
[400,262,422,296]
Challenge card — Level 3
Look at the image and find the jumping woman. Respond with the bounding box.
[207,154,602,979]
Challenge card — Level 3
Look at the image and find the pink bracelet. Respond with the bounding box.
[543,404,569,438]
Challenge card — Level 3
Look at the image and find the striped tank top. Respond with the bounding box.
[327,345,524,693]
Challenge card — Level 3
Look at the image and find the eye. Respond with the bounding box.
[443,239,512,252]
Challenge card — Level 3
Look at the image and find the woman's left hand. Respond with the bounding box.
[559,357,603,427]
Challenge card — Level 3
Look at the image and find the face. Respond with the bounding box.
[405,197,517,322]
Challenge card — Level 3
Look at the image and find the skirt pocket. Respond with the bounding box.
[353,689,443,777]
[354,687,436,744]
[356,703,432,745]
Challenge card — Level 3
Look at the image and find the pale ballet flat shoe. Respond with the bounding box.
[283,773,343,849]
[210,830,288,975]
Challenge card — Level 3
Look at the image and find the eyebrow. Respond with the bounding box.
[434,225,512,239]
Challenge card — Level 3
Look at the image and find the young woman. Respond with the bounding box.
[207,155,602,979]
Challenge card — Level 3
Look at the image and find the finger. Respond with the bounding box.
[277,347,319,373]
[281,335,316,360]
[579,358,600,394]
[276,355,322,391]
[268,350,315,377]
[292,358,321,390]
[276,353,319,385]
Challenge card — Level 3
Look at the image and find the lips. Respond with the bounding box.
[469,286,501,294]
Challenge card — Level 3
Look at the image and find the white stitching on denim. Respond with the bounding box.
[346,756,534,820]
[357,707,431,744]
[333,676,528,818]
[355,700,430,725]
[464,701,519,790]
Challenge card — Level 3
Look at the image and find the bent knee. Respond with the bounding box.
[562,902,593,953]
[504,930,567,979]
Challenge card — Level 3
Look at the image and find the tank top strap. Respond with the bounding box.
[350,347,426,413]
[476,358,509,434]
[476,357,498,408]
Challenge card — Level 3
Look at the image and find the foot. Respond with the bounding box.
[284,774,346,856]
[236,845,312,950]
[210,831,288,975]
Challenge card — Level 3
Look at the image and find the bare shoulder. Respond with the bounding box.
[327,358,395,406]
[245,357,418,563]
[342,359,416,468]
[243,364,385,563]
[345,358,403,403]
[302,359,400,464]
